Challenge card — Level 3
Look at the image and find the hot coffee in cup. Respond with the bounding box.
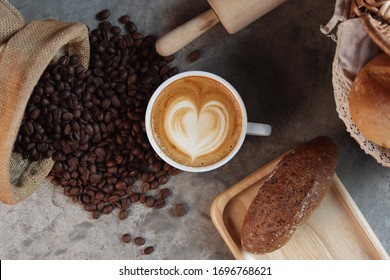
[146,71,271,172]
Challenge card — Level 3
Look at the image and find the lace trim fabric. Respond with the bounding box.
[332,21,390,167]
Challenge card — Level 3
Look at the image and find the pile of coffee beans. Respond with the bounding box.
[13,55,85,161]
[14,9,182,220]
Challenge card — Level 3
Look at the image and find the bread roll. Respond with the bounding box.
[349,53,390,148]
[241,136,337,254]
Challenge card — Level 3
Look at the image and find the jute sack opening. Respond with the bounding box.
[0,0,90,204]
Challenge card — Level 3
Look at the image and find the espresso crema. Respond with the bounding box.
[150,76,243,167]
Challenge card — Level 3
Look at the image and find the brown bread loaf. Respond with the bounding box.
[241,136,337,254]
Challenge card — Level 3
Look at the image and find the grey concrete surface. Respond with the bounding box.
[0,0,389,259]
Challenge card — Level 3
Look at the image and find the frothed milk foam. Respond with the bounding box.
[150,76,243,167]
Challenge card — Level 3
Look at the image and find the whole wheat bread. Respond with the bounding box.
[241,136,337,254]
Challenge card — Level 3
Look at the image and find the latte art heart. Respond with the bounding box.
[165,99,229,162]
[150,75,243,168]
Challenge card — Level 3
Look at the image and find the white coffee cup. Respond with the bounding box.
[145,71,271,172]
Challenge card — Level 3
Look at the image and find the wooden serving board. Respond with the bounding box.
[210,154,390,260]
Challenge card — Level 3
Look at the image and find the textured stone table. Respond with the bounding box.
[0,0,389,259]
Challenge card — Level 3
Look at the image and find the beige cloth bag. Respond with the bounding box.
[321,0,390,167]
[0,0,90,204]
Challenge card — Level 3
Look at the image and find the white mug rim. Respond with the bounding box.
[145,71,248,172]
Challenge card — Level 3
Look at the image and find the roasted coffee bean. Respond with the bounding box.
[158,188,170,199]
[96,201,105,211]
[70,55,79,65]
[93,68,105,77]
[129,193,139,203]
[154,198,165,209]
[150,180,159,190]
[53,162,63,173]
[107,166,118,174]
[115,180,126,190]
[118,209,128,220]
[140,172,150,182]
[62,171,71,181]
[145,196,154,208]
[59,56,70,66]
[84,203,97,212]
[91,210,101,219]
[69,131,80,142]
[174,203,185,217]
[70,120,80,131]
[95,191,105,201]
[63,112,73,121]
[118,15,130,24]
[81,195,91,204]
[110,95,121,108]
[106,176,117,184]
[147,174,155,183]
[99,21,112,31]
[111,25,121,34]
[59,89,71,99]
[37,143,49,152]
[96,9,111,21]
[29,108,41,120]
[108,194,120,203]
[187,50,201,62]
[140,182,150,193]
[126,185,134,194]
[87,151,97,161]
[102,204,114,215]
[134,237,145,246]
[93,59,104,68]
[122,233,131,243]
[125,21,137,33]
[144,246,154,255]
[69,187,80,196]
[128,170,138,178]
[102,183,114,194]
[23,122,34,135]
[168,168,181,176]
[68,157,78,167]
[84,124,94,136]
[158,176,168,185]
[90,174,102,185]
[121,198,131,209]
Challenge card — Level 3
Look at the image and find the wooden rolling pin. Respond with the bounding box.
[156,0,287,56]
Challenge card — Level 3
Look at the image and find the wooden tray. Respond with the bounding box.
[210,154,390,260]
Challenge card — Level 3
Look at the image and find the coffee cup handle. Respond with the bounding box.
[246,122,272,136]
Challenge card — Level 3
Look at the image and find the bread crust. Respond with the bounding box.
[349,53,390,148]
[241,136,337,254]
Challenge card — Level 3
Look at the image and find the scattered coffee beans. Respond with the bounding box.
[134,236,145,246]
[187,50,201,62]
[174,203,185,217]
[118,15,130,24]
[96,9,111,21]
[92,210,101,219]
[143,246,154,255]
[119,209,128,220]
[122,233,131,243]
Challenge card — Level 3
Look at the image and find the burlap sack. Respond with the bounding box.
[0,0,90,204]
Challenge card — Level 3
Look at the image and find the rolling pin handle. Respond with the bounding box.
[155,9,220,57]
